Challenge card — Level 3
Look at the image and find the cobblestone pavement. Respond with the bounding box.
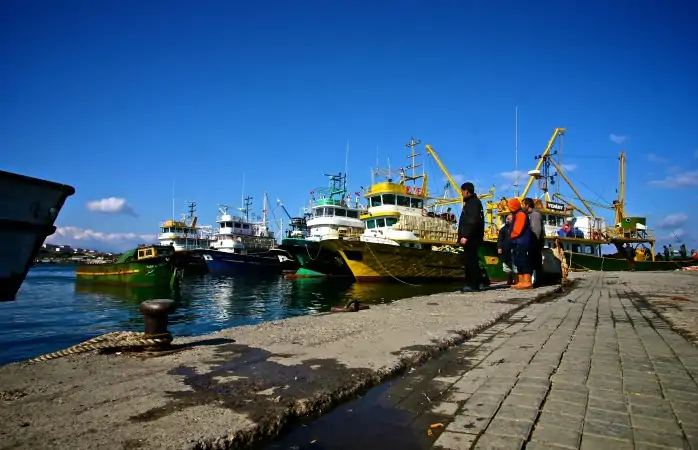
[432,273,698,450]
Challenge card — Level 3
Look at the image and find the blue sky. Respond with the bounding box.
[2,0,697,252]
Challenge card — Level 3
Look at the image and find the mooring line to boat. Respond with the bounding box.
[305,243,323,261]
[27,331,173,363]
[362,241,422,286]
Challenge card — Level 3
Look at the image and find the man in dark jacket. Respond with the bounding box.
[458,182,485,292]
[522,198,545,287]
[498,214,514,285]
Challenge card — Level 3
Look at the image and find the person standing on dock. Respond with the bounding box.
[507,198,533,290]
[497,214,514,285]
[522,198,545,287]
[458,182,485,293]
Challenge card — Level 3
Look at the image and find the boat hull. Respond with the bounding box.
[194,249,289,275]
[279,238,353,277]
[0,170,75,301]
[319,239,504,282]
[566,252,698,272]
[75,260,175,287]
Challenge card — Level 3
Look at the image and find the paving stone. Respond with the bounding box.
[585,407,631,428]
[433,430,478,450]
[586,397,626,413]
[547,389,587,405]
[525,443,568,450]
[536,411,583,432]
[530,425,581,449]
[587,387,625,403]
[510,383,548,398]
[472,432,523,450]
[583,419,633,441]
[633,428,686,449]
[460,393,505,418]
[486,416,534,439]
[449,414,491,435]
[432,401,460,416]
[501,393,544,410]
[630,415,683,435]
[493,405,538,423]
[541,400,586,417]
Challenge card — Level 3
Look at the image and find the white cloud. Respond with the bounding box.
[45,226,156,251]
[500,170,525,181]
[561,164,577,172]
[609,134,628,144]
[658,213,688,229]
[450,173,466,186]
[646,153,668,164]
[648,170,698,189]
[86,197,136,216]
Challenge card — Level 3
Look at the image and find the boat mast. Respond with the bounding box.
[514,107,519,197]
[404,137,423,186]
[243,196,252,222]
[172,179,175,220]
[262,192,268,226]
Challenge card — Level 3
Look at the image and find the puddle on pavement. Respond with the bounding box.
[260,341,486,450]
[261,282,574,450]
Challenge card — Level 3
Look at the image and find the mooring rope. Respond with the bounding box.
[28,331,173,363]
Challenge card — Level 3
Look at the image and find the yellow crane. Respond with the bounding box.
[424,144,495,202]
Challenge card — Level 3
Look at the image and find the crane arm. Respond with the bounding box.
[425,144,467,201]
[551,193,578,211]
[429,186,495,207]
[276,200,293,220]
[519,128,566,198]
[546,158,596,217]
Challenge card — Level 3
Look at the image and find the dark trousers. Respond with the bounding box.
[513,243,533,275]
[530,236,544,283]
[462,241,481,289]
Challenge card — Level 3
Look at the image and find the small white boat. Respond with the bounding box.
[0,170,75,300]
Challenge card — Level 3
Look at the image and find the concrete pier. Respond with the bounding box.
[2,271,697,450]
[0,282,563,449]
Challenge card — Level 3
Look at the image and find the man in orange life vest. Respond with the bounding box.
[457,182,485,292]
[507,198,534,290]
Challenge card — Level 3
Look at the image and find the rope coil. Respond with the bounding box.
[28,331,173,363]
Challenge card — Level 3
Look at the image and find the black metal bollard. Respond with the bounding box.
[139,299,175,337]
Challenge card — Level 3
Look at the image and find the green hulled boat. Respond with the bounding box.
[75,245,183,287]
[280,172,364,278]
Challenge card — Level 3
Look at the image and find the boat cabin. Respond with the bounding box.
[306,197,364,241]
[211,205,276,252]
[158,219,213,251]
[116,245,174,264]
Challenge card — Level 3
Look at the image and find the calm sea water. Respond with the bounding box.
[0,265,462,365]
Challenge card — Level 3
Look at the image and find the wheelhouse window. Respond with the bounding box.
[397,195,410,207]
[382,194,396,205]
[410,198,423,209]
[386,217,398,227]
[370,196,382,207]
[242,224,250,229]
[234,222,242,228]
[335,208,347,217]
[375,218,386,227]
[366,219,376,229]
[347,210,359,218]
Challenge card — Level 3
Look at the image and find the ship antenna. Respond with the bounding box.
[514,106,519,197]
[172,179,175,220]
[345,140,349,189]
[405,137,422,186]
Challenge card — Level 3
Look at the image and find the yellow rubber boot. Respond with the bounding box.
[514,274,533,290]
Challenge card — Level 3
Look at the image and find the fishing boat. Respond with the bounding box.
[495,128,698,274]
[195,194,297,274]
[0,170,75,301]
[280,172,365,278]
[157,201,213,274]
[319,138,500,283]
[75,244,184,287]
[157,201,214,251]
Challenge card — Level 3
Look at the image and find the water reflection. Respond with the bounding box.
[0,266,463,365]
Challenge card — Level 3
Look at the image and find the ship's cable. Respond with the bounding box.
[27,331,173,362]
[362,240,422,286]
[305,242,324,261]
